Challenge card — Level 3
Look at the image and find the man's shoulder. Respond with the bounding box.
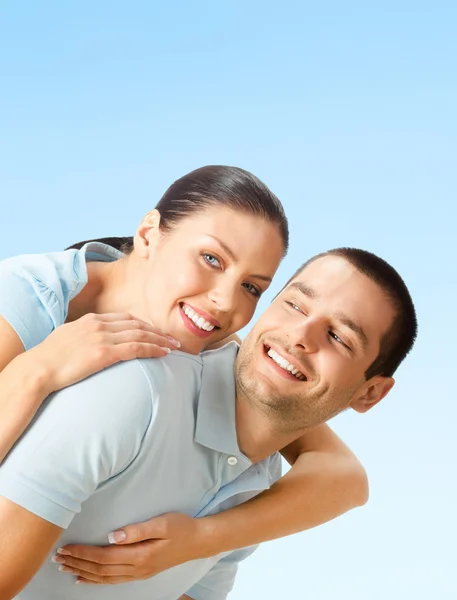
[137,351,203,407]
[45,358,156,434]
[51,352,203,431]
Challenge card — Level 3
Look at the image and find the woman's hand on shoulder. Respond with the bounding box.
[32,313,181,393]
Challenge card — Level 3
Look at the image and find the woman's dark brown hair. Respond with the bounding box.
[66,165,289,255]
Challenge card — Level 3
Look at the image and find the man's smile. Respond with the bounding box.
[262,343,308,382]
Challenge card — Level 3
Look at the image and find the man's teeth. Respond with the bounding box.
[267,348,306,380]
[182,305,215,331]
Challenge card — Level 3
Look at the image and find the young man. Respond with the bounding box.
[0,248,417,600]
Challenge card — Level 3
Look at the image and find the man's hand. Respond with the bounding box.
[53,513,208,584]
[0,496,62,599]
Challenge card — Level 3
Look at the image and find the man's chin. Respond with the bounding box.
[236,346,291,400]
[239,368,284,401]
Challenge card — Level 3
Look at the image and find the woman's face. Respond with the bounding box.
[132,206,285,354]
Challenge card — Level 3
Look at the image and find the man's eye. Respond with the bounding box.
[329,331,350,349]
[203,254,221,268]
[286,301,303,313]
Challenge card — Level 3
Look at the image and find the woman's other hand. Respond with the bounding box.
[53,513,206,585]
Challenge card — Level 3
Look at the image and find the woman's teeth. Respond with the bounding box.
[182,305,215,331]
[267,348,306,380]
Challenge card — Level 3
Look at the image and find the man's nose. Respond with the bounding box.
[288,318,320,354]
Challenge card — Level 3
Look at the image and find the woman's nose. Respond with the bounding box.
[207,281,239,313]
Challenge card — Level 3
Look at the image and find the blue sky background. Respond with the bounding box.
[1,1,455,598]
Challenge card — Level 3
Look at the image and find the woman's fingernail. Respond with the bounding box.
[51,555,65,564]
[108,530,126,544]
[56,547,71,556]
[58,565,73,573]
[170,338,181,347]
[161,347,171,354]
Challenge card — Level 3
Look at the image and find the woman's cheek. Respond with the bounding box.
[175,265,207,296]
[233,298,255,332]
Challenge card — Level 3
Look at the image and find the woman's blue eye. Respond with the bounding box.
[203,254,221,268]
[242,283,261,298]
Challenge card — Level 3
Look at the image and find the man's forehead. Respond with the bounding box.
[283,255,357,296]
[295,255,354,281]
[280,255,395,342]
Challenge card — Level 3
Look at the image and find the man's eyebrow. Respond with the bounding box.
[287,281,318,299]
[334,311,369,351]
[207,235,272,283]
[286,281,369,350]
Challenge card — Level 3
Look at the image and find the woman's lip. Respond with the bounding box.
[179,305,216,339]
[181,303,221,328]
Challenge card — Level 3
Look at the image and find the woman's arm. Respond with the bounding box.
[0,496,62,599]
[196,423,369,552]
[0,314,179,463]
[55,423,368,584]
[0,317,50,463]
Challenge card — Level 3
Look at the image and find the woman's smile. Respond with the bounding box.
[179,303,220,339]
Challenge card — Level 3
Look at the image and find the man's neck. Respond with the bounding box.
[234,390,303,464]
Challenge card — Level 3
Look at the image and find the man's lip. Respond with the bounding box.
[263,342,309,380]
[181,303,221,328]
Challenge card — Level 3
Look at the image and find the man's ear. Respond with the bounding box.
[350,376,395,414]
[133,210,162,258]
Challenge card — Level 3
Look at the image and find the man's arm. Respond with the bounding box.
[0,496,62,599]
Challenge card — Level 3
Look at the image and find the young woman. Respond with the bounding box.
[0,165,367,585]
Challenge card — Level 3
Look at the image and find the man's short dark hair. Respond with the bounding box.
[282,248,418,379]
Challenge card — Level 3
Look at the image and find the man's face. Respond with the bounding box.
[235,255,396,431]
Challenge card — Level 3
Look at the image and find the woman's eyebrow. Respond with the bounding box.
[207,235,238,261]
[207,235,272,283]
[252,273,273,282]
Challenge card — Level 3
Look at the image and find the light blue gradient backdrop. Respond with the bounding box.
[1,2,455,598]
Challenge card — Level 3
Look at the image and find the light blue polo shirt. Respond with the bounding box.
[0,245,282,600]
[0,242,124,351]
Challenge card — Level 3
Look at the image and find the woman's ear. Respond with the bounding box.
[350,376,395,414]
[133,210,162,258]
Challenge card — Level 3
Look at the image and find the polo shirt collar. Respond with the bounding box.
[195,342,251,467]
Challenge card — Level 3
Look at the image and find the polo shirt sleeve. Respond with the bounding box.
[0,261,59,350]
[0,360,153,528]
[186,546,258,600]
